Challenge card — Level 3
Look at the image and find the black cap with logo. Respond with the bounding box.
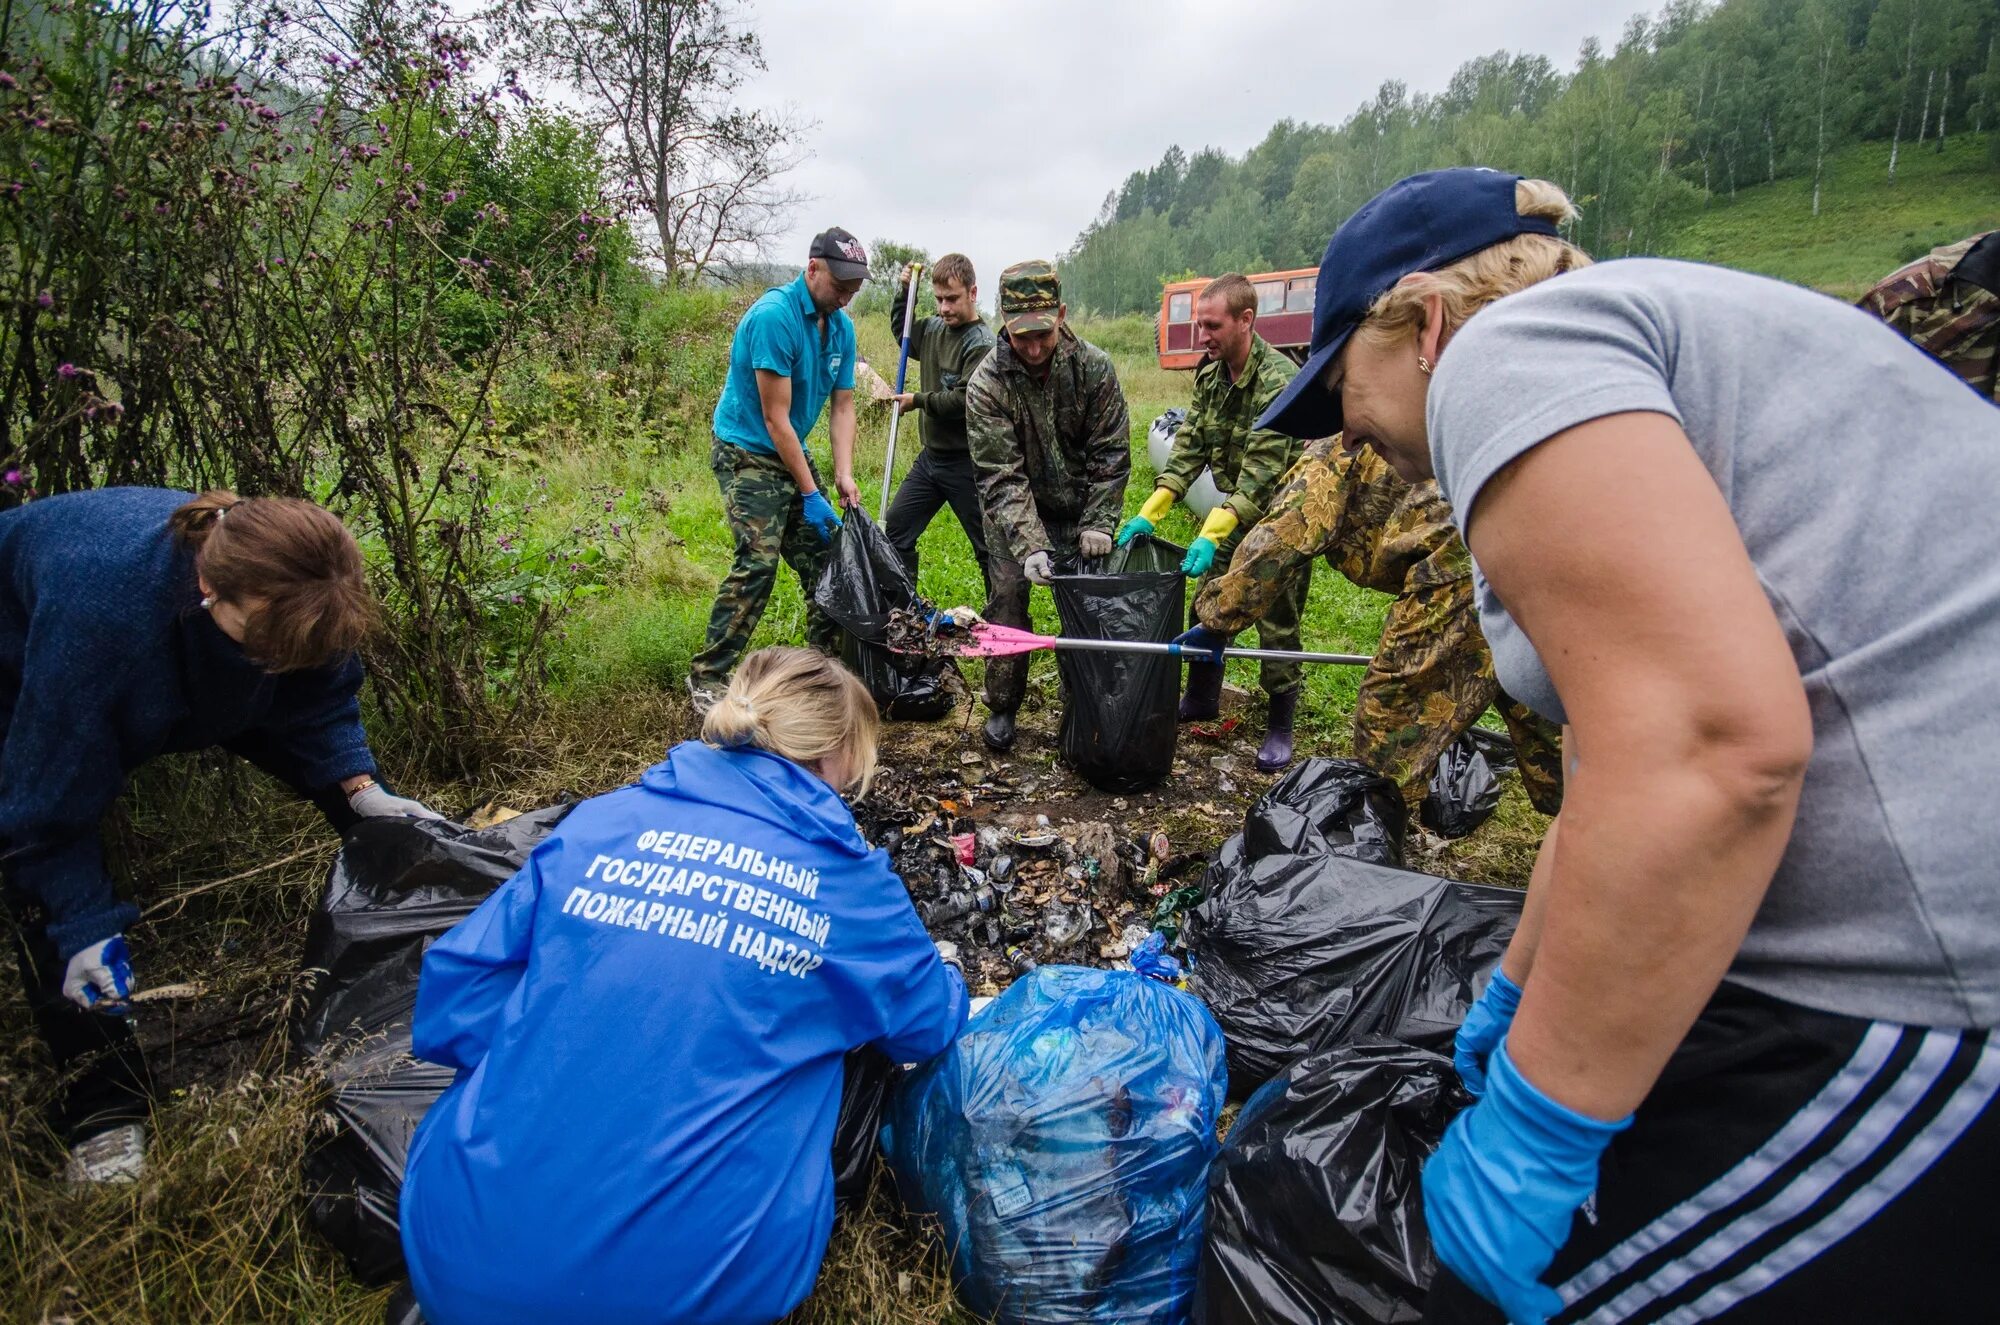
[809,227,870,281]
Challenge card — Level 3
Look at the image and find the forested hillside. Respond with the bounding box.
[1061,0,2000,313]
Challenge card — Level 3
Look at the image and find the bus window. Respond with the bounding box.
[1256,282,1285,315]
[1287,277,1316,312]
[1169,291,1193,322]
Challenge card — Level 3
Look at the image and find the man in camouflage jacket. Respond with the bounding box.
[965,260,1130,752]
[1193,438,1564,817]
[1857,231,1998,405]
[1117,274,1307,772]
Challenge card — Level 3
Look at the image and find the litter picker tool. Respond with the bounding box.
[878,262,922,521]
[955,621,1371,667]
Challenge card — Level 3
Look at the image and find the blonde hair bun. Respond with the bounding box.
[699,647,881,796]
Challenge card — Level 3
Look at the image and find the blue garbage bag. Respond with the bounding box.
[883,965,1228,1324]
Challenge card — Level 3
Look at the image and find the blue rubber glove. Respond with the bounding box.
[1115,515,1154,547]
[801,489,843,544]
[1455,968,1524,1097]
[1171,623,1229,664]
[63,935,135,1013]
[1423,1042,1632,1325]
[1180,537,1218,576]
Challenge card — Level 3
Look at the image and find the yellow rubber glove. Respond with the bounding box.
[1195,506,1240,545]
[1118,487,1179,546]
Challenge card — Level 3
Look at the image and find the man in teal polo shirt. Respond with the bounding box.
[688,228,868,710]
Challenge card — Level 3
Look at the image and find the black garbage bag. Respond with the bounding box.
[1419,727,1517,839]
[1183,760,1521,1093]
[294,807,572,1284]
[811,506,954,721]
[831,1046,900,1212]
[1050,535,1186,793]
[1198,1038,1463,1324]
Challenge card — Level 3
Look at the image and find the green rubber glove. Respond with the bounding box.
[1181,537,1218,576]
[1115,515,1154,547]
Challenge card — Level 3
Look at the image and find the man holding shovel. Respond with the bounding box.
[883,253,997,591]
[1116,274,1307,772]
[687,227,868,713]
[966,260,1130,752]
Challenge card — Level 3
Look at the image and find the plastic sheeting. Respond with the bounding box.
[1419,727,1517,840]
[295,807,894,1288]
[1199,1038,1464,1324]
[884,965,1228,1325]
[1183,758,1520,1092]
[1050,536,1187,794]
[811,506,954,721]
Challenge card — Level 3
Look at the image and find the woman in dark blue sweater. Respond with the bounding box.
[0,486,434,1181]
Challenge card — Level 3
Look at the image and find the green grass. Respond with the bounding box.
[1653,132,2000,297]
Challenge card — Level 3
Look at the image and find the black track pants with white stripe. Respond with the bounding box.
[1427,981,1999,1325]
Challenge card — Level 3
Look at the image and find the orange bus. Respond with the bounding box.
[1156,267,1318,370]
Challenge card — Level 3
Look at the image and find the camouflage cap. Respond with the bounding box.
[998,260,1062,335]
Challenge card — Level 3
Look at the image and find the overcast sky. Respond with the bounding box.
[737,0,1636,309]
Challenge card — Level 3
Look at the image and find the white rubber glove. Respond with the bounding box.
[1022,550,1054,586]
[348,781,445,820]
[64,936,135,1012]
[1078,529,1114,559]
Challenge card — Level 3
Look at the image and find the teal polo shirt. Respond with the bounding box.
[712,274,858,455]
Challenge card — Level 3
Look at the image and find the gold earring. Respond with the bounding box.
[1417,356,1433,377]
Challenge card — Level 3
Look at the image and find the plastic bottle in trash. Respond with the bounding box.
[1006,945,1038,976]
[925,891,979,927]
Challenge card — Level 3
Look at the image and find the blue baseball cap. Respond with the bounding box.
[1257,168,1562,439]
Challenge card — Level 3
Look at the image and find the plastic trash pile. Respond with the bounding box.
[871,808,1208,994]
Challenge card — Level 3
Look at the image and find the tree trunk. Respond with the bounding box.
[1812,41,1832,217]
[1888,6,1917,183]
[1977,34,1995,134]
[1936,70,1950,149]
[1916,66,1935,144]
[1764,115,1776,182]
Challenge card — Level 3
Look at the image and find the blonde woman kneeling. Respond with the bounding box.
[399,647,967,1325]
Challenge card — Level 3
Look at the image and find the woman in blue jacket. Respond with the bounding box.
[0,487,434,1183]
[401,645,968,1325]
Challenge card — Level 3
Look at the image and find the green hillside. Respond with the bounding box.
[1652,133,2000,296]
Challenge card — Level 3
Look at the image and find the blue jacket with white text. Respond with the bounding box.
[400,739,966,1325]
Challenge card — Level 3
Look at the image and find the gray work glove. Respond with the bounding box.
[1078,529,1114,559]
[1022,550,1054,586]
[348,781,445,821]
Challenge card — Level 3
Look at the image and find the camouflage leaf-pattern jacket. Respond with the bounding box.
[1195,436,1465,632]
[1858,231,1999,405]
[966,327,1131,560]
[1157,333,1302,527]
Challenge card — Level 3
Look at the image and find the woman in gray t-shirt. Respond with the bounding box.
[1253,168,2000,1325]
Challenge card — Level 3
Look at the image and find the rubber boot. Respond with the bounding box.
[983,710,1017,753]
[1256,688,1300,773]
[1178,662,1224,723]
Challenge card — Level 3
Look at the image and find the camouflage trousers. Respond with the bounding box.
[1191,526,1310,698]
[982,517,1076,715]
[1362,574,1564,815]
[688,439,841,691]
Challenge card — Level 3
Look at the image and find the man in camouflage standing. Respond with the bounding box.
[966,260,1130,752]
[1115,274,1308,772]
[1185,438,1564,819]
[1858,230,1998,405]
